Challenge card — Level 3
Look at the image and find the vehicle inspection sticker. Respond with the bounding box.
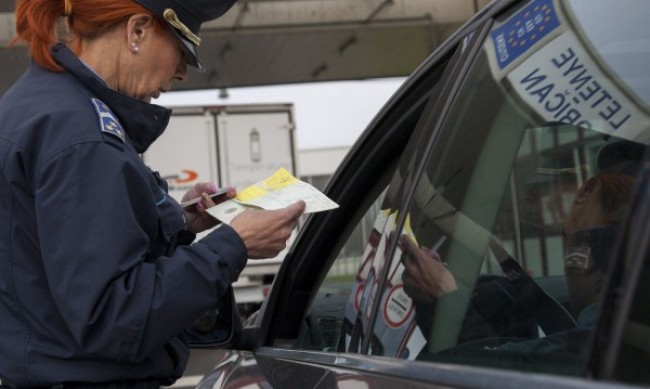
[383,285,414,328]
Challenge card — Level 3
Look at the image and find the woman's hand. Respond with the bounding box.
[182,182,235,234]
[231,201,306,259]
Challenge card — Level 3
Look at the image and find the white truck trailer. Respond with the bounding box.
[142,103,298,315]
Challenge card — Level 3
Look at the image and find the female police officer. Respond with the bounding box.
[0,0,305,387]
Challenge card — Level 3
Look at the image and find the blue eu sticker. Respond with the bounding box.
[490,0,561,70]
[90,98,125,142]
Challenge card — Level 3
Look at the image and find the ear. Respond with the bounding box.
[126,13,155,48]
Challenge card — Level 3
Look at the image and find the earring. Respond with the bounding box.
[131,43,139,53]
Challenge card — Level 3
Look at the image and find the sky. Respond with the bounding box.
[154,77,407,150]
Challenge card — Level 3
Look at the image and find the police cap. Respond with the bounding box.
[597,140,649,176]
[133,0,237,71]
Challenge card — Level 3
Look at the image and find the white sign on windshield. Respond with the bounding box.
[508,31,648,141]
[485,0,649,142]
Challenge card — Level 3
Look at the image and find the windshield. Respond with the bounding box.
[351,0,650,379]
[570,0,650,104]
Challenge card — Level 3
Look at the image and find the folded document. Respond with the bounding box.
[206,168,339,224]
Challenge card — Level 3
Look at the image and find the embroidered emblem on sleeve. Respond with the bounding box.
[90,98,125,143]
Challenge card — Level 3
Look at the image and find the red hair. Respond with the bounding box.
[595,172,637,214]
[12,0,164,72]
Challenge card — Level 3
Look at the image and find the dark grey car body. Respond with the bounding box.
[193,0,650,387]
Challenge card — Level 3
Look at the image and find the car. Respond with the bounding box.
[186,0,650,387]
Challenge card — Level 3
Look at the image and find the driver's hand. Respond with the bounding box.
[400,235,457,303]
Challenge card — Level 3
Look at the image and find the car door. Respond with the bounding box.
[198,0,650,387]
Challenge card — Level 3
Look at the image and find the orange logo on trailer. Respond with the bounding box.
[164,169,199,184]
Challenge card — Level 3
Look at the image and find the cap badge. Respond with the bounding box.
[163,8,201,46]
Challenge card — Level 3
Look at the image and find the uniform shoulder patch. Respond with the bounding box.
[90,98,125,143]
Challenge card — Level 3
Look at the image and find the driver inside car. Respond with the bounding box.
[400,140,644,354]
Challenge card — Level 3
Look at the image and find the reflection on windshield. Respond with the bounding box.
[358,0,649,377]
[568,0,650,104]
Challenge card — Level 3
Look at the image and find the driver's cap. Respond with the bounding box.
[133,0,237,71]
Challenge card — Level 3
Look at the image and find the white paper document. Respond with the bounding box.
[206,168,339,224]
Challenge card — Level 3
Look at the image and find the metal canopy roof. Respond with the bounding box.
[0,0,490,95]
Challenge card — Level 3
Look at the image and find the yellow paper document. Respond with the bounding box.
[206,168,339,224]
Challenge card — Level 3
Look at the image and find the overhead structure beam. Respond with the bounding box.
[0,0,491,95]
[364,0,395,22]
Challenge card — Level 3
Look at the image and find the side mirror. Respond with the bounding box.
[186,286,242,348]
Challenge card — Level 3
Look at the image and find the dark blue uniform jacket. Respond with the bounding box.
[0,43,248,386]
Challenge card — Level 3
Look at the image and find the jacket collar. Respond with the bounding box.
[51,43,171,153]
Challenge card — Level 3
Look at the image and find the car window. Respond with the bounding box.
[294,191,386,352]
[361,0,650,379]
[291,43,465,354]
